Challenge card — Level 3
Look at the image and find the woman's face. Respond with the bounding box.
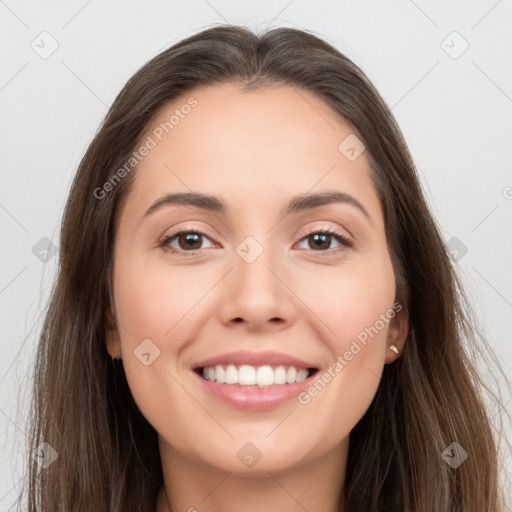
[107,83,407,474]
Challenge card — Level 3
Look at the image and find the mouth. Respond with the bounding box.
[191,362,320,411]
[193,365,319,388]
[190,350,321,410]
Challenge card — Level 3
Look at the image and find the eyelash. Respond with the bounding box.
[158,227,354,256]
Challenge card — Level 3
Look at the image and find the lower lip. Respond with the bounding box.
[193,370,316,411]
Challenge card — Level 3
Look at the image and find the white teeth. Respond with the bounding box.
[286,366,297,384]
[239,365,256,385]
[256,365,274,386]
[225,364,238,384]
[296,369,309,382]
[199,364,313,386]
[274,366,287,384]
[215,365,226,384]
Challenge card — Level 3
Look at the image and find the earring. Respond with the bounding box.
[389,344,399,355]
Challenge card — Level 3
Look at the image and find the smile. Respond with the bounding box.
[192,353,320,411]
[196,364,317,387]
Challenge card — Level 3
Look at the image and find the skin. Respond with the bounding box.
[106,83,408,512]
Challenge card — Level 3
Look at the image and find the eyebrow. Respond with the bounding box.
[140,190,372,224]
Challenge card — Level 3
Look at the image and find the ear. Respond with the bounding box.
[105,305,122,359]
[385,304,409,364]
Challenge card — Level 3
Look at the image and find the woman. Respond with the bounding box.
[17,24,510,511]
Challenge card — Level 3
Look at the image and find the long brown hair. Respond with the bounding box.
[14,23,511,511]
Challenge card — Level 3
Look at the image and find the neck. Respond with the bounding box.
[156,440,347,512]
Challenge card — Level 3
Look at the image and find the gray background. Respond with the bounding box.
[1,0,511,509]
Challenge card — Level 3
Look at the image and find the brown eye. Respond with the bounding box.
[160,230,215,252]
[296,229,353,253]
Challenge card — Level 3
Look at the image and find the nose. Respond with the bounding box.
[216,244,297,332]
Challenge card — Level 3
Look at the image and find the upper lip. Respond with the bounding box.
[192,350,319,370]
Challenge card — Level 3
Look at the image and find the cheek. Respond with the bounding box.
[291,257,396,347]
[111,257,210,435]
[292,259,396,439]
[113,255,216,345]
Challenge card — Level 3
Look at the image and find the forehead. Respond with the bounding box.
[143,82,359,167]
[119,83,382,227]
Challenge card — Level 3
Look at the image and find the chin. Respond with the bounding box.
[194,439,313,476]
